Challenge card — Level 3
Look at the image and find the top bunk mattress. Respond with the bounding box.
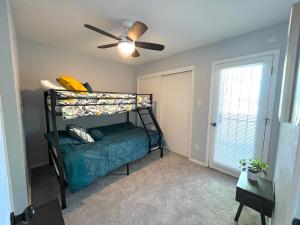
[46,90,152,120]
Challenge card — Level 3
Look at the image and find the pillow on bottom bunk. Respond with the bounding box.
[44,131,82,146]
[88,128,103,141]
[67,124,94,143]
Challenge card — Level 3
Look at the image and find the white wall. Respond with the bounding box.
[137,22,288,179]
[18,39,137,168]
[289,137,300,223]
[0,0,28,214]
[0,101,12,225]
[293,176,300,222]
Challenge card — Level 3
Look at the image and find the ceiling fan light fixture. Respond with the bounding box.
[118,40,135,55]
[85,20,164,58]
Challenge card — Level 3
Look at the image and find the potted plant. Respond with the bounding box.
[239,159,268,181]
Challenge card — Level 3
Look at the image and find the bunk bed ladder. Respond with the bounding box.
[137,107,164,158]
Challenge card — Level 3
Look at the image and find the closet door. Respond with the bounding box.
[138,76,162,123]
[162,71,192,157]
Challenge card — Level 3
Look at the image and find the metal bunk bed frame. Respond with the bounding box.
[43,89,163,209]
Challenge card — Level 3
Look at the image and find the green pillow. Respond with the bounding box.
[88,128,103,141]
[44,131,82,146]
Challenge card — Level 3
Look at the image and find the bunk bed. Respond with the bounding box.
[43,89,163,209]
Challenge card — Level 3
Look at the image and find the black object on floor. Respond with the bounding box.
[234,171,274,225]
[293,218,300,225]
[11,205,36,224]
[13,199,65,225]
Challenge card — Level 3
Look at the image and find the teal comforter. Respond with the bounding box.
[45,123,160,192]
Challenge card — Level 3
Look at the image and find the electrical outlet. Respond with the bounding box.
[195,144,200,151]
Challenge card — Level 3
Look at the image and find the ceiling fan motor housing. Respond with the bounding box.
[121,19,134,30]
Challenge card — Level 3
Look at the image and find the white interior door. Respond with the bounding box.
[138,76,162,123]
[162,71,192,157]
[0,97,12,225]
[209,55,274,175]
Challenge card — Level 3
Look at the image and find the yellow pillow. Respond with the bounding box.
[57,75,87,92]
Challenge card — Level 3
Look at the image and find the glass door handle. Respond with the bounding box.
[264,117,270,126]
[211,122,217,127]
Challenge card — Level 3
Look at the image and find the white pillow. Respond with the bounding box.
[40,80,66,90]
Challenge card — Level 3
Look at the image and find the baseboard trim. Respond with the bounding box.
[189,157,208,167]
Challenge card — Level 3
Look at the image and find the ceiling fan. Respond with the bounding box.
[84,20,165,58]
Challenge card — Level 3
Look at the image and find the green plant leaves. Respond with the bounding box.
[238,158,268,174]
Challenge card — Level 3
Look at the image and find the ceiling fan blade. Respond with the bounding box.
[127,21,148,41]
[84,24,121,41]
[135,42,165,51]
[97,43,118,49]
[131,49,140,57]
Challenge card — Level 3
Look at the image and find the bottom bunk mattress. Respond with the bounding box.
[45,122,160,192]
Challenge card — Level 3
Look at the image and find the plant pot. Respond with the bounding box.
[247,171,258,181]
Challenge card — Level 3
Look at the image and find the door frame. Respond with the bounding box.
[0,95,13,224]
[138,66,195,159]
[206,50,280,177]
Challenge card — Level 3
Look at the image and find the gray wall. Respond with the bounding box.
[0,0,28,214]
[18,22,289,179]
[137,22,288,179]
[272,124,300,225]
[18,39,137,168]
[273,3,300,224]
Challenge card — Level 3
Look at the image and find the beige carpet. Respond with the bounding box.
[31,151,262,225]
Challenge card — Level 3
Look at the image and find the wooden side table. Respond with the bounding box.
[235,172,274,225]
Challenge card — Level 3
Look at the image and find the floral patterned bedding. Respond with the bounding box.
[47,91,151,120]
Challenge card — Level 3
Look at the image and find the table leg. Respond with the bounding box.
[260,214,266,225]
[234,203,244,222]
[126,163,129,176]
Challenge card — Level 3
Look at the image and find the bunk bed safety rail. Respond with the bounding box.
[45,89,152,120]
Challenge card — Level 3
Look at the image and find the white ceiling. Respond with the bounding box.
[11,0,297,66]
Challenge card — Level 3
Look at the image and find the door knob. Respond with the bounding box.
[211,122,217,127]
